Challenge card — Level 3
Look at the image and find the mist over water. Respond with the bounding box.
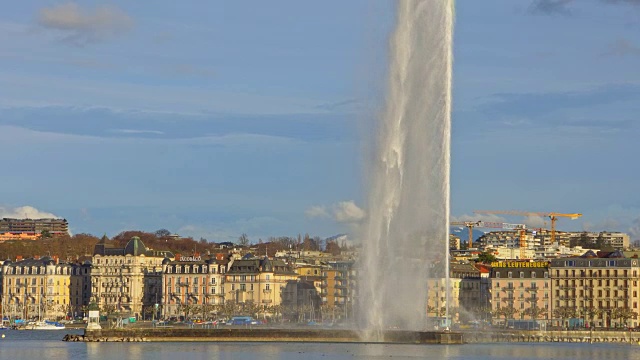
[359,0,454,336]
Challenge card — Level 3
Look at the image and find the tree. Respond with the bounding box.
[40,230,52,238]
[100,304,116,317]
[221,301,239,319]
[582,307,601,327]
[178,302,197,320]
[612,307,638,328]
[201,304,216,320]
[496,306,519,326]
[268,304,284,323]
[243,300,260,318]
[553,306,577,328]
[325,241,341,256]
[523,306,547,320]
[155,229,171,238]
[238,233,250,247]
[477,251,497,264]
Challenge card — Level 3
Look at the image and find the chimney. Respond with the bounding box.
[176,254,181,261]
[16,255,22,261]
[53,255,59,264]
[34,255,40,260]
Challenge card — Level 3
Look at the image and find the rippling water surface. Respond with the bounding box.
[1,330,640,360]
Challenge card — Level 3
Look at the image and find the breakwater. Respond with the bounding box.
[63,328,463,344]
[463,330,640,344]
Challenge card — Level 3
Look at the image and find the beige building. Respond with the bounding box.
[224,256,297,309]
[91,236,172,319]
[550,250,640,328]
[320,261,356,319]
[162,256,227,319]
[490,261,551,325]
[0,257,73,320]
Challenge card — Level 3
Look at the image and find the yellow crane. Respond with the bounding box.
[474,210,582,245]
[450,221,525,249]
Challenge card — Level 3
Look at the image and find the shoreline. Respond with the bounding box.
[64,328,463,344]
[61,327,640,345]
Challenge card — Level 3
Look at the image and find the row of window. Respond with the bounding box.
[495,272,549,279]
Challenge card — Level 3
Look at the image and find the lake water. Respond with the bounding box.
[1,330,640,360]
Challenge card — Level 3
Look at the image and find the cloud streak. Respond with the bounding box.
[0,205,60,219]
[528,0,574,16]
[529,0,640,16]
[37,2,133,46]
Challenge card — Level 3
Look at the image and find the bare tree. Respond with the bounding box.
[238,234,250,247]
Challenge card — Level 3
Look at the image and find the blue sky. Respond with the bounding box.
[1,0,639,242]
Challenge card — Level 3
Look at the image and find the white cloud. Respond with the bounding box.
[305,205,330,218]
[306,201,366,224]
[37,2,133,46]
[523,215,547,229]
[333,201,366,223]
[0,205,60,219]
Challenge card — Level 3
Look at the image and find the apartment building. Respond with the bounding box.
[91,236,172,318]
[0,257,74,320]
[162,255,227,319]
[549,250,640,328]
[321,261,356,319]
[490,261,551,325]
[0,218,69,236]
[567,232,630,250]
[224,256,298,308]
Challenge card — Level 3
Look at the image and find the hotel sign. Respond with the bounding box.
[491,261,548,268]
[178,256,202,262]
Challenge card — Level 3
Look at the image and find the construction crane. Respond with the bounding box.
[450,221,525,249]
[474,210,582,245]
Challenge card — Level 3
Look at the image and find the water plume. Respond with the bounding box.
[359,0,454,337]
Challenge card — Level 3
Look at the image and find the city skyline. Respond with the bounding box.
[1,1,639,241]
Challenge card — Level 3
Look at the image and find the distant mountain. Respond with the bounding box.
[450,227,485,245]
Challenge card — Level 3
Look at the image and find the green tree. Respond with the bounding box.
[477,251,497,264]
[155,229,171,238]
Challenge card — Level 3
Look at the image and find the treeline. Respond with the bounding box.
[0,229,345,262]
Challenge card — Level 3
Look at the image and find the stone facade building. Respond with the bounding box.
[224,256,297,309]
[91,236,172,318]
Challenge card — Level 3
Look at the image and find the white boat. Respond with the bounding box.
[25,320,66,330]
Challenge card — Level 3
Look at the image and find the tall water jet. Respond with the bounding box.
[359,0,454,336]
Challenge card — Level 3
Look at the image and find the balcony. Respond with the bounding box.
[525,287,539,292]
